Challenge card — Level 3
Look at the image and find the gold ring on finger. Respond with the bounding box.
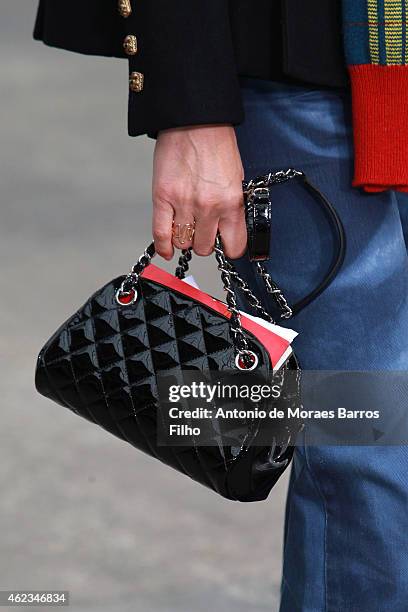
[172,222,195,245]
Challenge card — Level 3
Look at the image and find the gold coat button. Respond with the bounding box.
[118,0,132,18]
[129,71,144,92]
[123,35,138,56]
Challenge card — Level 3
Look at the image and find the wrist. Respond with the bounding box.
[158,124,234,137]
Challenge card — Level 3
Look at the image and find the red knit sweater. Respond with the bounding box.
[344,1,408,192]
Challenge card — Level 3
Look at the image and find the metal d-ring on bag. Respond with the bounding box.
[35,169,345,502]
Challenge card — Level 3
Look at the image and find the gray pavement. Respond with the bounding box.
[0,3,288,610]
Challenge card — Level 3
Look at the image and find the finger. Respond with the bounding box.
[172,211,196,251]
[218,202,247,259]
[192,213,219,257]
[152,199,174,260]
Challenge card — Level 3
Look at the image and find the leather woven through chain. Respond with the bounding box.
[36,274,301,502]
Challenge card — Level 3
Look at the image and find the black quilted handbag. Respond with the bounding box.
[35,170,345,502]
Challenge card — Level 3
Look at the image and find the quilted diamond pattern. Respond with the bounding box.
[35,275,298,501]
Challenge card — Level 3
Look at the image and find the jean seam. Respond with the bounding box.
[303,440,329,612]
[280,461,306,612]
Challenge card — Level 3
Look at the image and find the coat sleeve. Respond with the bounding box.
[126,0,245,137]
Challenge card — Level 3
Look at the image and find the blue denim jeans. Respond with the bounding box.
[234,78,408,612]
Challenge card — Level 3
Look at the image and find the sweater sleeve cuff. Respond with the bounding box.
[349,64,408,193]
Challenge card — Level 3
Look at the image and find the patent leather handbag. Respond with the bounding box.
[35,169,345,502]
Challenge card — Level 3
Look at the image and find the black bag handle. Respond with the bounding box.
[289,174,346,315]
[242,169,346,317]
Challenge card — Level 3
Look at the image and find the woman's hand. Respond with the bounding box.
[152,124,246,260]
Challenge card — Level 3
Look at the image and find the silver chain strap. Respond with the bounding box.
[116,237,258,369]
[243,168,303,319]
[177,247,293,321]
[177,248,276,323]
[115,243,156,303]
[243,168,303,197]
[213,236,254,366]
[221,259,276,323]
[255,263,293,319]
[175,248,192,279]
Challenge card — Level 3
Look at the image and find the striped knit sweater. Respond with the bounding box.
[343,0,408,192]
